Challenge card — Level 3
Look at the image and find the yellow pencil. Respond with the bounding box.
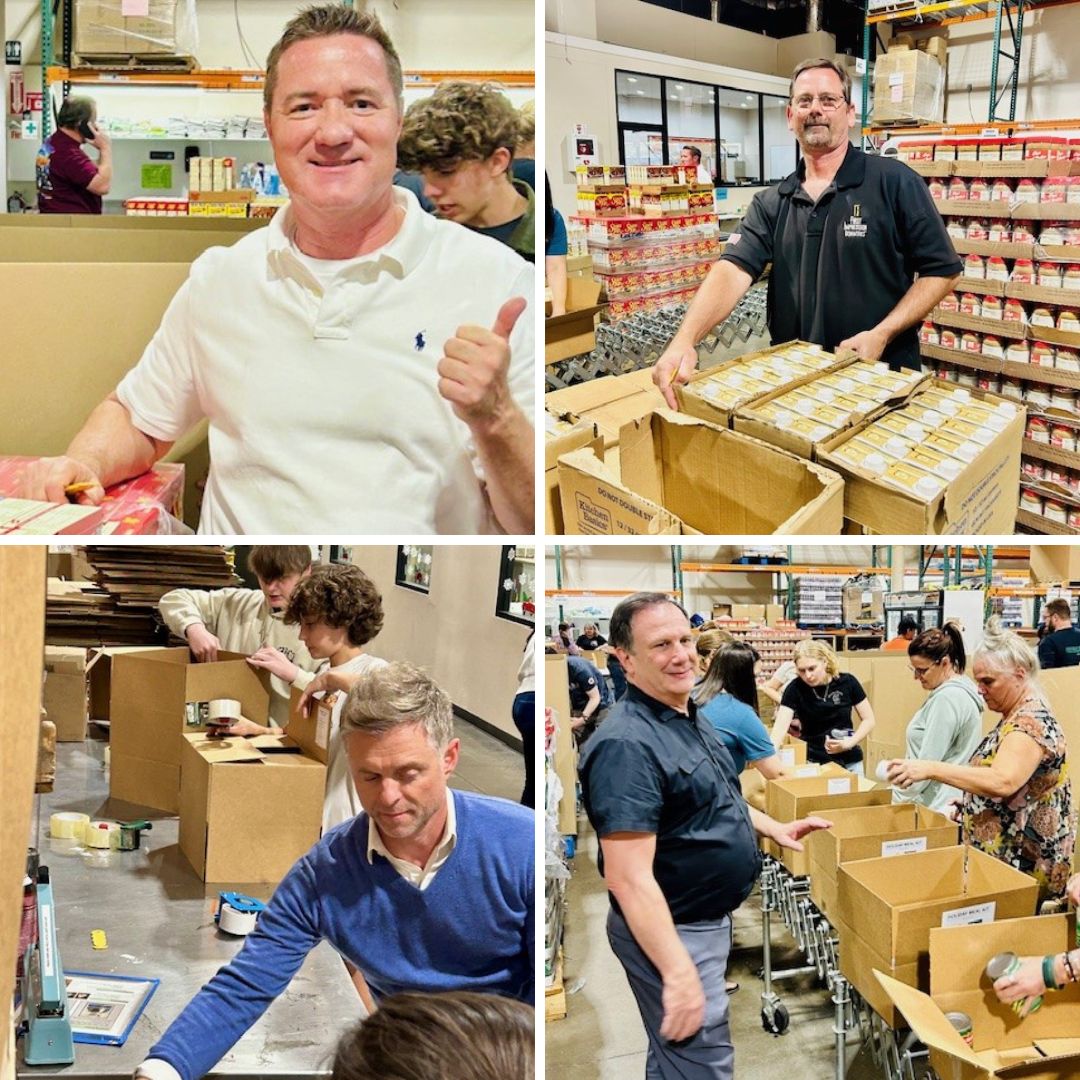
[65,481,95,495]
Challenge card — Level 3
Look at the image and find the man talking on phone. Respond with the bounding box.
[36,95,112,214]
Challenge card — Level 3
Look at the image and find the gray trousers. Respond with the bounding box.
[607,906,734,1079]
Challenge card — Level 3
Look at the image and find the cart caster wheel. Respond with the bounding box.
[761,1004,789,1035]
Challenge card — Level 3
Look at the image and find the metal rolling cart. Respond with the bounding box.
[757,853,932,1080]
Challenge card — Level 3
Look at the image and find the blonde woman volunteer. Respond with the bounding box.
[888,618,1073,902]
[770,639,875,773]
[890,622,983,814]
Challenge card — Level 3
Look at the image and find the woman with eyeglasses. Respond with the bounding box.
[888,623,983,814]
[887,617,1073,902]
[769,638,875,774]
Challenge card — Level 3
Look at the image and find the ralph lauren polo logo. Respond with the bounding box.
[414,331,426,352]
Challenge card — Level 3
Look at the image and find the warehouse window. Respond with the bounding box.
[496,545,535,625]
[716,86,761,185]
[395,545,433,594]
[666,79,717,183]
[762,92,797,183]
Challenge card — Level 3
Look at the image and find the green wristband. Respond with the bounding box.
[1043,954,1058,991]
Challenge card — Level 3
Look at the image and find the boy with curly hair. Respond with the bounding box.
[398,81,535,262]
[284,562,388,832]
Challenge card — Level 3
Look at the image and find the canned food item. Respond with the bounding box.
[961,332,983,353]
[940,328,959,350]
[1021,488,1045,514]
[1015,178,1041,204]
[920,321,940,345]
[945,1011,974,1047]
[1056,347,1080,372]
[1037,262,1063,288]
[1004,299,1027,323]
[1028,416,1051,443]
[1011,259,1035,284]
[1002,341,1028,367]
[990,180,1013,203]
[1051,423,1076,451]
[1045,498,1069,524]
[1031,341,1057,367]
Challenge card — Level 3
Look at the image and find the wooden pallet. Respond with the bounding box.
[545,952,567,1022]
[71,54,199,73]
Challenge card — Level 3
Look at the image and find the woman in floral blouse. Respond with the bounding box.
[888,617,1074,902]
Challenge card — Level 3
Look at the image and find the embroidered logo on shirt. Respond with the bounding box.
[414,331,426,352]
[844,203,867,239]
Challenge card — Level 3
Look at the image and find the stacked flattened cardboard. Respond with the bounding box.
[45,546,237,646]
[83,545,238,610]
[45,578,161,646]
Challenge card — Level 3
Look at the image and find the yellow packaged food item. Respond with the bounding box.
[903,445,964,482]
[883,461,947,500]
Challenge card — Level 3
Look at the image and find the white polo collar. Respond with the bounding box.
[265,186,432,287]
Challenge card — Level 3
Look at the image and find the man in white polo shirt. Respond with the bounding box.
[23,5,534,535]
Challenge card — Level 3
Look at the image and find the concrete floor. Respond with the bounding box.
[546,818,901,1080]
[451,720,526,803]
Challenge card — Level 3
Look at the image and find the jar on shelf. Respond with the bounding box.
[1050,422,1077,451]
[1038,262,1063,289]
[960,292,983,316]
[990,180,1014,203]
[1059,309,1080,332]
[948,178,970,201]
[1028,415,1051,443]
[1042,177,1069,204]
[1063,265,1080,292]
[982,335,1005,360]
[1015,179,1041,204]
[1027,382,1053,407]
[1045,497,1069,524]
[969,178,991,202]
[939,292,961,313]
[1050,386,1077,412]
[1013,222,1038,244]
[985,258,1009,283]
[1021,488,1045,513]
[1040,223,1066,247]
[1031,341,1057,367]
[1005,340,1031,364]
[1004,298,1027,323]
[961,332,983,353]
[1031,306,1056,328]
[1055,346,1080,372]
[1011,259,1035,284]
[920,321,940,345]
[966,218,989,241]
[939,328,960,349]
[965,254,986,279]
[946,218,967,241]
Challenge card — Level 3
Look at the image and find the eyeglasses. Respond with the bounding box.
[791,94,848,112]
[908,660,941,677]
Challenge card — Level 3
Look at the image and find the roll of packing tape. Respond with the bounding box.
[208,699,242,722]
[218,902,259,936]
[84,821,119,849]
[50,812,90,840]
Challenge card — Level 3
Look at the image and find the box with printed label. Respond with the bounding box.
[806,803,958,922]
[43,646,90,742]
[763,770,892,875]
[877,914,1080,1079]
[110,647,271,813]
[178,731,325,883]
[544,410,603,532]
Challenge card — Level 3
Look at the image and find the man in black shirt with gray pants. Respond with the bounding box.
[579,593,830,1079]
[653,57,961,404]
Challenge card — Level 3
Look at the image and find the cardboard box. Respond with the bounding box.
[545,412,603,533]
[178,733,325,883]
[731,604,766,622]
[806,803,958,923]
[765,603,786,626]
[836,846,1039,1023]
[110,648,271,813]
[46,548,92,581]
[545,369,668,449]
[545,655,578,837]
[873,48,945,126]
[545,279,606,365]
[763,769,892,874]
[877,914,1080,1079]
[74,0,184,56]
[843,581,885,626]
[87,646,158,724]
[862,738,906,780]
[43,647,89,742]
[1030,546,1080,583]
[557,410,845,535]
[817,381,1024,534]
[833,842,1036,972]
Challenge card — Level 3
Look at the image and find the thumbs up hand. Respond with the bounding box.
[438,297,527,429]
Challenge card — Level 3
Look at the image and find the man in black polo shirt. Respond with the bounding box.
[579,593,830,1079]
[1038,599,1080,669]
[653,57,961,401]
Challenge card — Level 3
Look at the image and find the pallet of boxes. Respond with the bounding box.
[551,339,1024,534]
[70,0,198,70]
[872,34,948,129]
[901,129,1080,533]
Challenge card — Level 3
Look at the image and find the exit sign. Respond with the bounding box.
[24,91,42,112]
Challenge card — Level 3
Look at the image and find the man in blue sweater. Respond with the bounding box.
[134,662,533,1080]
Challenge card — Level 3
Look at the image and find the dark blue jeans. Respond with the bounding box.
[511,691,535,808]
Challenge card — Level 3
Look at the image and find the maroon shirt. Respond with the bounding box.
[36,129,102,214]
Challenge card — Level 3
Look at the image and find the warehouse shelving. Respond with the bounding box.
[860,0,1080,140]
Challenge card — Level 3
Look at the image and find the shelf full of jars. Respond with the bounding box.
[895,134,1080,533]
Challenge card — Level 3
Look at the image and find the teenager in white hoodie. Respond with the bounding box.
[158,545,320,728]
